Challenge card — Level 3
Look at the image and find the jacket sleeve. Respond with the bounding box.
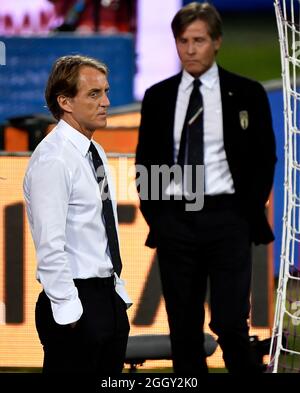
[135,88,158,228]
[249,82,277,210]
[247,82,277,244]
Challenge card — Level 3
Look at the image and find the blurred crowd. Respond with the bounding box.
[0,0,136,35]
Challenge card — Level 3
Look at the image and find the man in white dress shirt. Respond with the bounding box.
[136,2,276,374]
[23,55,131,374]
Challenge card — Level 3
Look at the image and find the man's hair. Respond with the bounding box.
[171,2,222,40]
[45,55,108,120]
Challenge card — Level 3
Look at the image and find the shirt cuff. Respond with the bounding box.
[50,295,83,325]
[114,272,133,309]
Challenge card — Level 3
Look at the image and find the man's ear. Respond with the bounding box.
[214,36,222,54]
[57,95,73,113]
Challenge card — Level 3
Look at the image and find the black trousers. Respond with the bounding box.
[155,196,262,374]
[35,276,130,374]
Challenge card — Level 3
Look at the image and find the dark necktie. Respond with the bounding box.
[177,79,204,191]
[89,142,122,276]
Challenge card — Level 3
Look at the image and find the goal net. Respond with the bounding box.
[269,0,300,373]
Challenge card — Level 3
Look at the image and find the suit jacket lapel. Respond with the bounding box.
[164,72,182,166]
[218,66,236,158]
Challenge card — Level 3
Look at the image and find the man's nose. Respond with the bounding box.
[101,93,110,107]
[187,42,196,54]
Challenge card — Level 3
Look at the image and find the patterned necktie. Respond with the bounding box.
[89,142,122,276]
[177,78,204,191]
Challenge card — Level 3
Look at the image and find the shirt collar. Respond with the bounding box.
[57,119,91,157]
[182,62,219,91]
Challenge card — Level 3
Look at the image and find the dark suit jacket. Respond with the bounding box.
[136,66,277,247]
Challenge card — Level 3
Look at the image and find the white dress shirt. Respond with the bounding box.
[173,62,235,195]
[23,119,131,325]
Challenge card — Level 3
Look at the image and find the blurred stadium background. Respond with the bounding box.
[0,0,285,372]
